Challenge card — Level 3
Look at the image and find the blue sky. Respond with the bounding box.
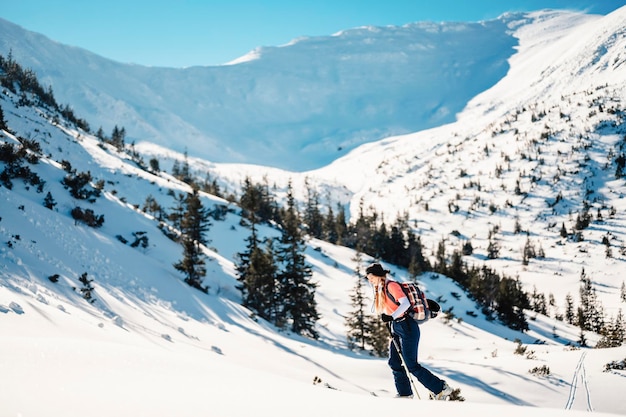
[1,0,624,67]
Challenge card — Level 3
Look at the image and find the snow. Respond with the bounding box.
[0,12,543,171]
[2,5,626,417]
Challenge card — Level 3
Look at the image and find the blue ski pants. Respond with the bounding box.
[388,316,444,397]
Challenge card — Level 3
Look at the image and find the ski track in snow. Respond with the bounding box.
[565,351,593,411]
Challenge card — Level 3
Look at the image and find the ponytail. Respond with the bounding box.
[371,275,388,314]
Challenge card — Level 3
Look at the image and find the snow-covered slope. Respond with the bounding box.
[1,86,625,416]
[2,6,626,416]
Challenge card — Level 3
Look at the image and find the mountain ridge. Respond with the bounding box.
[0,12,544,171]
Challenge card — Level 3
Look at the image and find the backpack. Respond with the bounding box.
[386,280,439,323]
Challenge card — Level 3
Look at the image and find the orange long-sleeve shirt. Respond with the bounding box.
[384,280,410,318]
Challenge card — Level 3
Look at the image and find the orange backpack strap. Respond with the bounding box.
[385,280,404,306]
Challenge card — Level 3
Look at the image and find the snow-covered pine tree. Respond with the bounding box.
[173,189,211,293]
[275,181,319,338]
[236,220,278,322]
[346,252,369,350]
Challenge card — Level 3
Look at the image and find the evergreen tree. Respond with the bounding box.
[487,237,500,259]
[173,189,211,293]
[182,189,211,246]
[200,171,222,198]
[522,236,536,266]
[275,182,319,338]
[615,309,625,343]
[447,249,467,286]
[239,176,259,220]
[143,194,163,221]
[372,222,390,262]
[597,309,625,348]
[322,199,338,244]
[495,277,529,331]
[0,104,7,131]
[171,160,181,179]
[149,157,160,173]
[345,252,389,356]
[574,205,592,230]
[43,191,56,210]
[239,176,278,224]
[578,328,588,347]
[334,202,348,245]
[168,192,186,236]
[170,151,193,185]
[530,286,547,315]
[406,232,430,278]
[260,177,280,223]
[461,240,474,256]
[578,268,604,333]
[468,265,501,319]
[175,236,207,292]
[95,127,105,141]
[178,150,192,184]
[62,171,100,201]
[71,206,105,228]
[303,177,323,239]
[345,253,370,350]
[565,293,576,325]
[236,221,279,322]
[387,223,407,266]
[110,125,126,151]
[348,198,377,252]
[434,238,447,274]
[548,293,556,316]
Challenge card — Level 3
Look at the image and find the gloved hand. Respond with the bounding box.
[381,314,393,323]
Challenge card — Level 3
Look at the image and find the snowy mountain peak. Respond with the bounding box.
[0,10,597,171]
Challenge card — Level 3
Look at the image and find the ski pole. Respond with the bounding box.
[386,322,421,399]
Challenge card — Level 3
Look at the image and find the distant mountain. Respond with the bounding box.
[0,14,535,171]
[308,7,626,317]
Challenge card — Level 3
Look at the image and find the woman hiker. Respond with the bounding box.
[365,262,453,400]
